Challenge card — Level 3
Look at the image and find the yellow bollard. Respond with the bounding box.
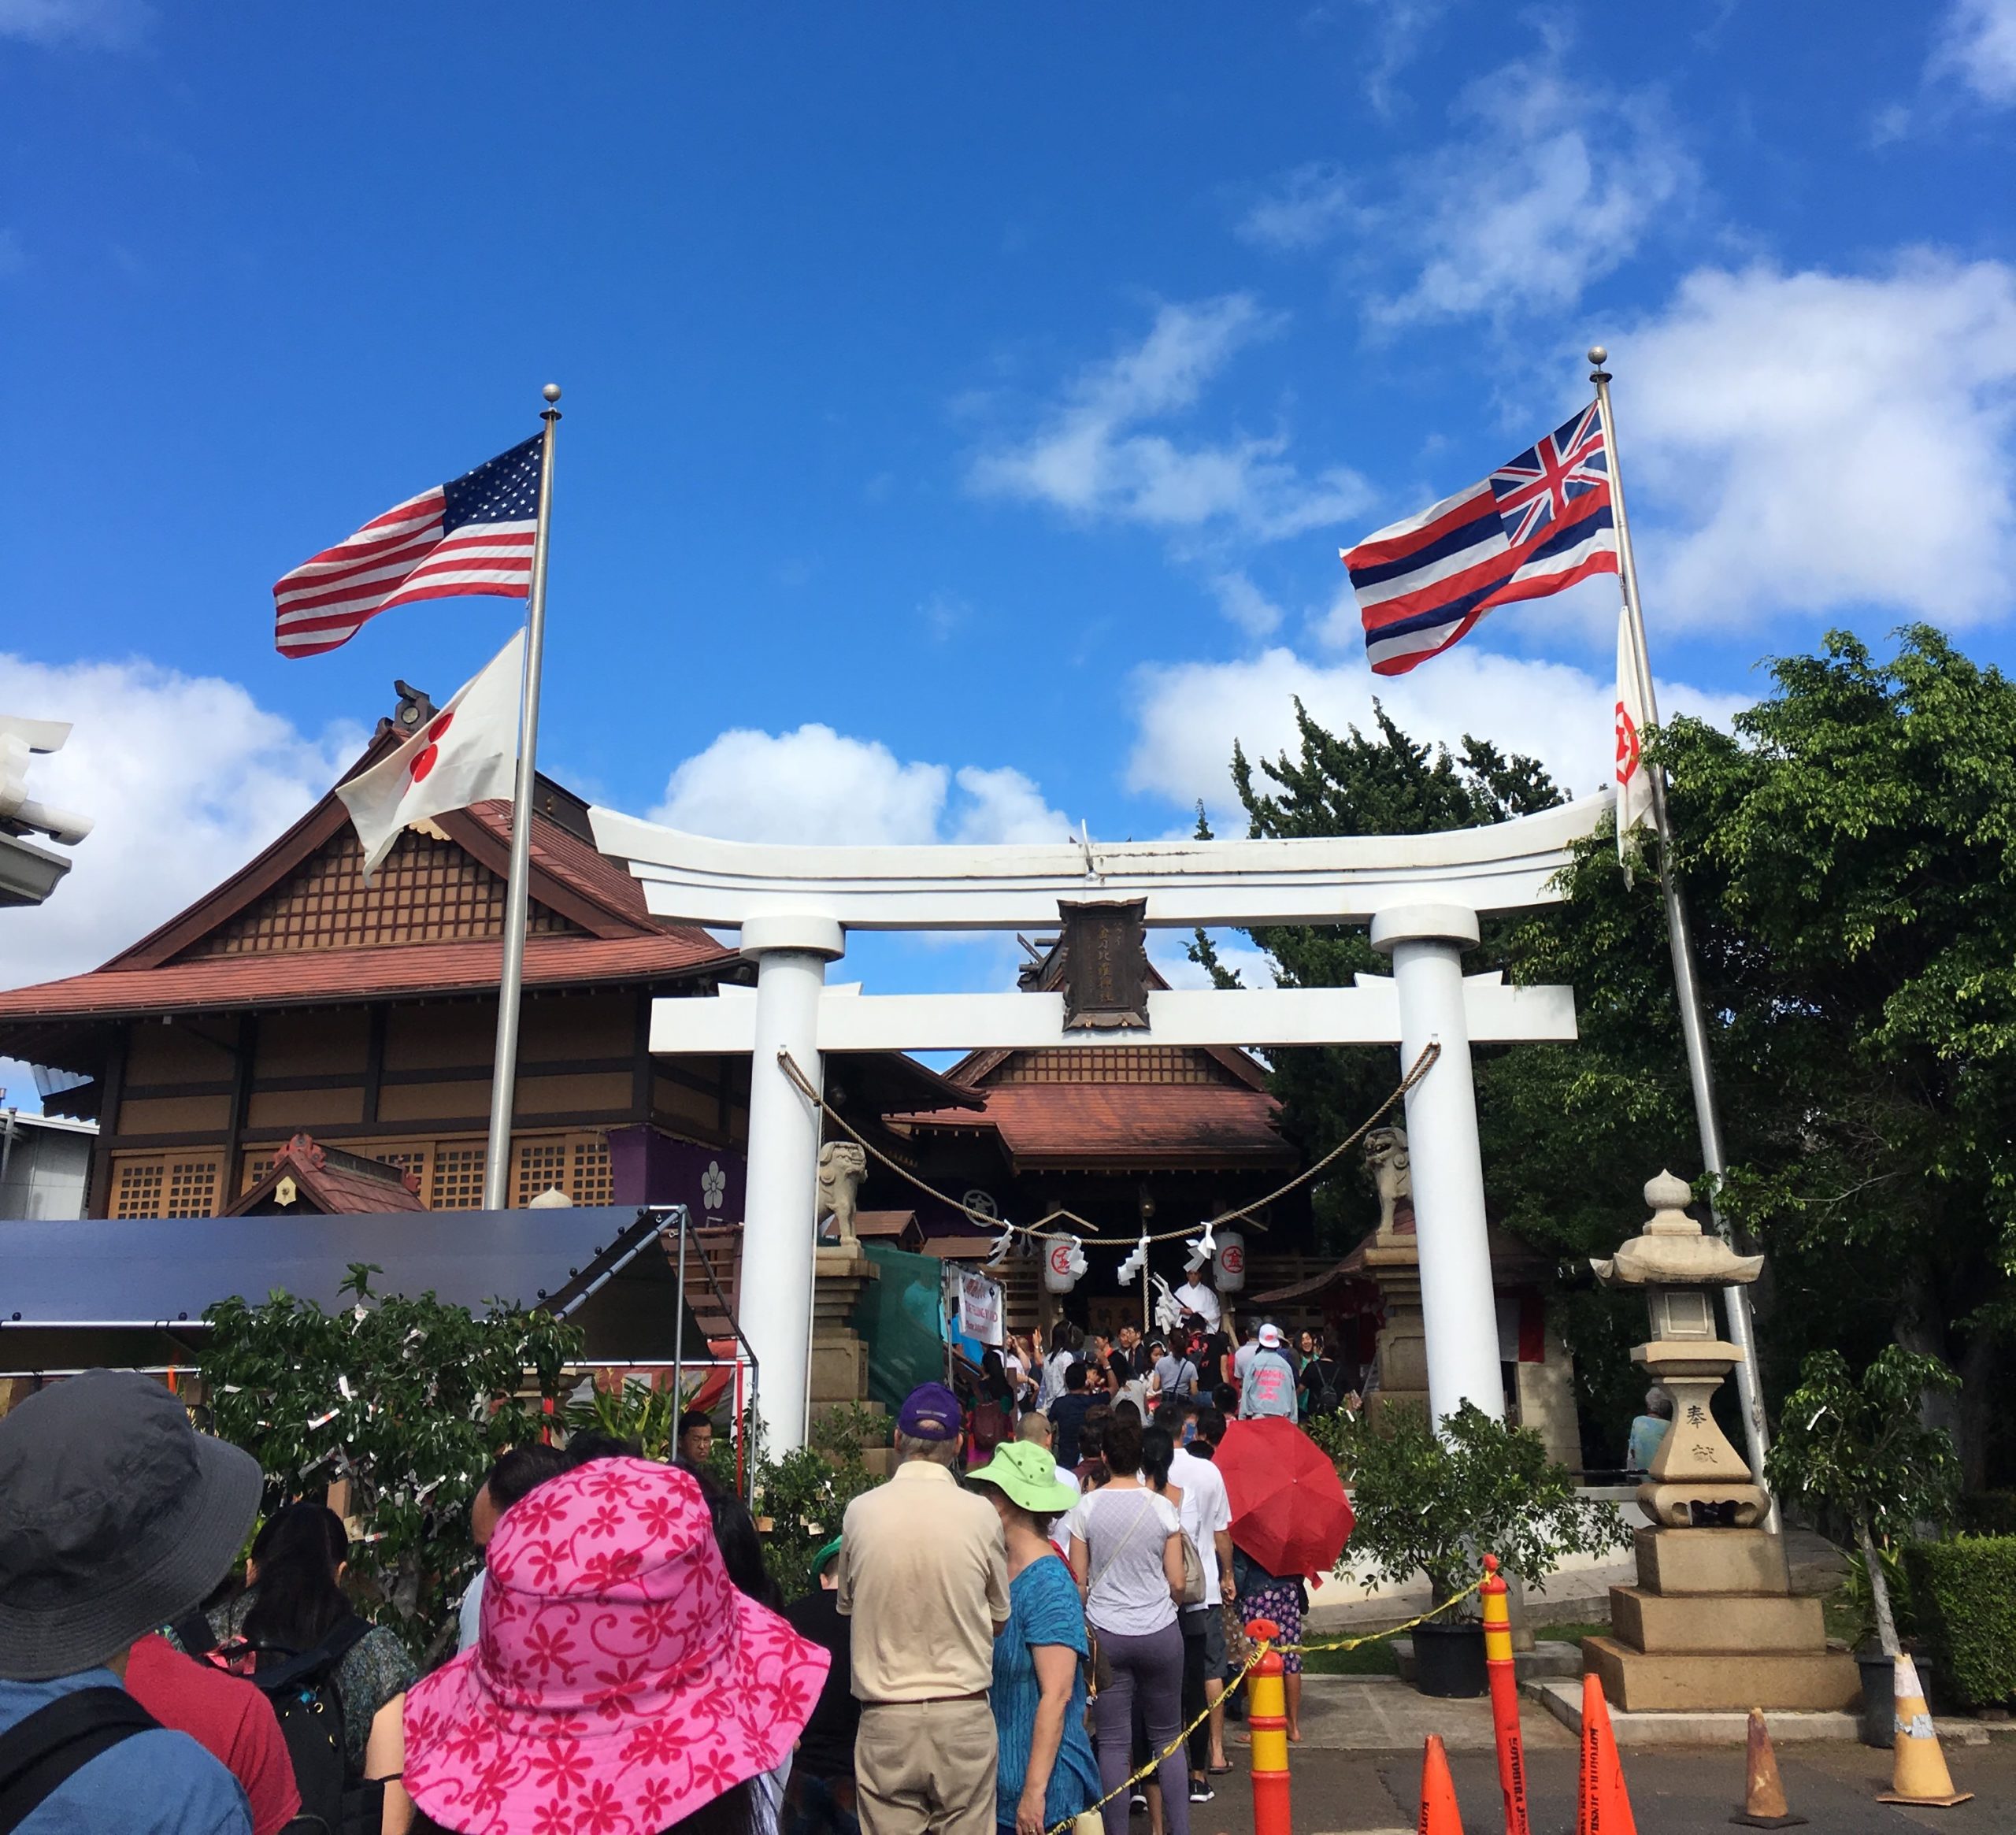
[1244,1618,1292,1835]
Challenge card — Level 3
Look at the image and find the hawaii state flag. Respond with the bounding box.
[1343,405,1619,677]
[335,632,524,884]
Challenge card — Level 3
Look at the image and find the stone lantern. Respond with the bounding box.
[1592,1170,1766,1527]
[1579,1170,1858,1716]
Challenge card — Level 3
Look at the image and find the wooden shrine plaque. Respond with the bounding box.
[1059,898,1150,1030]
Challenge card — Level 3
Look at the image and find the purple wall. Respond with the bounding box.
[608,1126,747,1224]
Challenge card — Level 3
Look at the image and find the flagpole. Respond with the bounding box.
[482,384,561,1212]
[1588,346,1776,1522]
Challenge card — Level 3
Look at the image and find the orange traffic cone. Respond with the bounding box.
[1730,1707,1806,1828]
[1417,1733,1463,1835]
[1878,1654,1972,1807]
[1577,1672,1638,1835]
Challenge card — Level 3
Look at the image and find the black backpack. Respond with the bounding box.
[0,1688,159,1835]
[180,1608,376,1834]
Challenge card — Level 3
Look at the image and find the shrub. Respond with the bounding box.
[1332,1402,1627,1605]
[1904,1537,2016,1708]
[201,1263,580,1657]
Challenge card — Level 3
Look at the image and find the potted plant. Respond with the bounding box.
[1764,1345,1960,1745]
[1330,1403,1628,1696]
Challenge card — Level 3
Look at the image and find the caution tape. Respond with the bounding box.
[1043,1577,1486,1835]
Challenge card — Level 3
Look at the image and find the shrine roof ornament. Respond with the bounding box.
[587,791,1607,931]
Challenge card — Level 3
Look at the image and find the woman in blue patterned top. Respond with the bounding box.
[969,1441,1102,1835]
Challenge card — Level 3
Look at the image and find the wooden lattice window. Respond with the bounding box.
[183,829,580,958]
[240,1155,276,1195]
[989,1047,1232,1086]
[377,1147,432,1191]
[165,1159,220,1218]
[570,1138,613,1207]
[113,1159,165,1218]
[430,1145,487,1210]
[513,1140,569,1207]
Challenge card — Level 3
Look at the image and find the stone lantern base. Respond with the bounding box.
[1581,1528,1859,1712]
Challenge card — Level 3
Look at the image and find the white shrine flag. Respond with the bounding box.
[336,630,524,884]
[1614,606,1654,872]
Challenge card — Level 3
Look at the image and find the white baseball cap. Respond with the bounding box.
[1258,1323,1284,1348]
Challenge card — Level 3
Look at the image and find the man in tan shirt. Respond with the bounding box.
[838,1381,1010,1835]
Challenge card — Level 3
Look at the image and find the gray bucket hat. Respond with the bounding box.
[0,1370,263,1680]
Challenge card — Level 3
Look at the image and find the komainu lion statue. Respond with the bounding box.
[1364,1125,1412,1236]
[817,1141,869,1247]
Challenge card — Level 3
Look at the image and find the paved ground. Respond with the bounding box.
[1167,1677,2016,1835]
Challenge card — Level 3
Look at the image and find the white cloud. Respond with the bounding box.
[950,766,1071,845]
[1126,643,1746,821]
[1617,255,2016,627]
[1237,164,1354,252]
[0,0,148,46]
[1211,571,1285,639]
[650,724,1070,849]
[1368,50,1696,326]
[1933,0,2016,103]
[0,655,364,992]
[1241,46,1695,328]
[969,295,1372,542]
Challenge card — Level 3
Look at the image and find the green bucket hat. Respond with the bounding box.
[811,1535,843,1577]
[967,1440,1080,1514]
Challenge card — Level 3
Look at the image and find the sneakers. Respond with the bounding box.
[1188,1781,1215,1804]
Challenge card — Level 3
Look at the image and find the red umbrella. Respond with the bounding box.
[1214,1417,1354,1577]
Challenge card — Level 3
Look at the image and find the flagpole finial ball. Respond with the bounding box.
[542,384,561,403]
[1587,344,1609,367]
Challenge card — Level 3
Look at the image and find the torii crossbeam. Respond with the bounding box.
[591,794,1606,1448]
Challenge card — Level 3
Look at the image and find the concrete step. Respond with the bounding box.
[1523,1677,1862,1746]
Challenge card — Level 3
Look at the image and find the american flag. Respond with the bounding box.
[1342,405,1618,677]
[273,436,542,658]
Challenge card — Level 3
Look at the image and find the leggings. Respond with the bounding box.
[1091,1621,1188,1835]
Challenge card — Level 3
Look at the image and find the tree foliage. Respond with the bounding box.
[1209,629,2016,1483]
[1319,1402,1626,1603]
[200,1264,580,1655]
[1766,1344,1962,1652]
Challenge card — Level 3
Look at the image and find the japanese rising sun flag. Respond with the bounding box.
[335,632,524,883]
[273,436,542,658]
[1342,405,1619,676]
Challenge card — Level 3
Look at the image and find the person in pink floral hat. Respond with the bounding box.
[390,1457,829,1835]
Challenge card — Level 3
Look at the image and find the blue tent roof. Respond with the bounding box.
[0,1205,714,1370]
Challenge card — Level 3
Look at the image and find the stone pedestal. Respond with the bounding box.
[1582,1529,1858,1713]
[811,1245,879,1406]
[1362,1229,1432,1422]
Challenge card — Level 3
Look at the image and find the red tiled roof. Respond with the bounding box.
[457,801,716,948]
[228,1134,427,1215]
[897,1083,1294,1169]
[0,932,736,1022]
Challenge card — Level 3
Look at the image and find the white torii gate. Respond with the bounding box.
[591,795,1605,1448]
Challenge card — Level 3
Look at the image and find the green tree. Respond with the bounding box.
[1513,626,2016,1481]
[1195,699,1568,1254]
[1766,1346,1962,1653]
[201,1264,580,1655]
[1204,629,2016,1482]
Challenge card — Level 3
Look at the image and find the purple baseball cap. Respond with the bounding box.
[897,1381,963,1440]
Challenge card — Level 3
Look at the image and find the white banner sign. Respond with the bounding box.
[956,1267,1005,1347]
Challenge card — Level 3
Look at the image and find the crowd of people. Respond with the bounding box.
[0,1309,1343,1835]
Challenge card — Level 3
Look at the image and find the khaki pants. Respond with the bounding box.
[854,1698,998,1835]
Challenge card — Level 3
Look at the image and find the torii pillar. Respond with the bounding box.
[737,914,845,1447]
[1373,903,1503,1424]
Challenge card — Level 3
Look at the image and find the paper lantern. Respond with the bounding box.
[1214,1229,1247,1293]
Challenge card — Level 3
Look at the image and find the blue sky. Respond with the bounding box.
[6,0,2016,1066]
